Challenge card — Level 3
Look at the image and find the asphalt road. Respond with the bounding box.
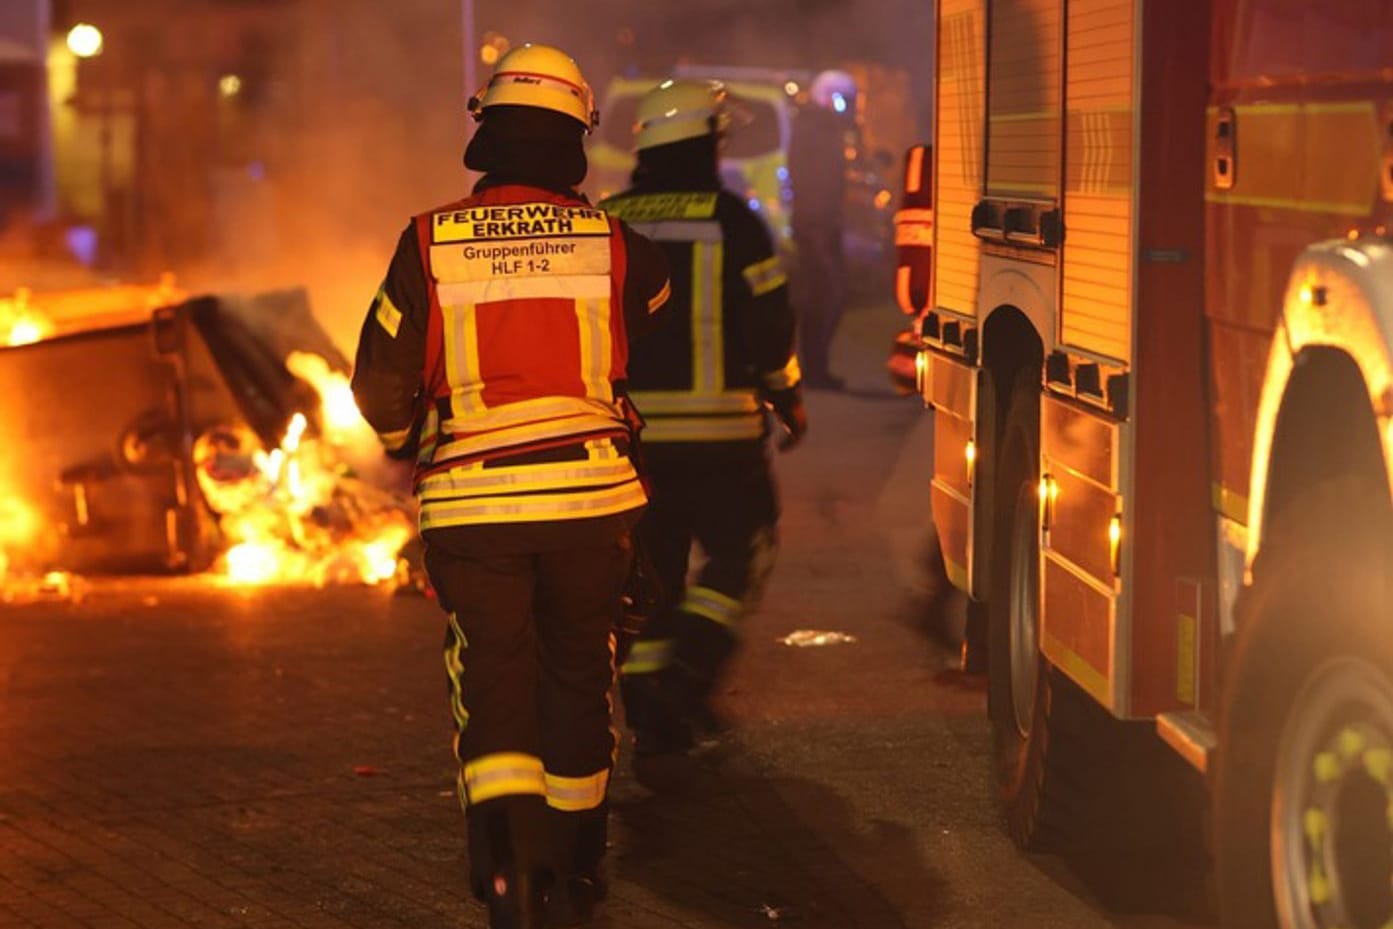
[0,299,1215,928]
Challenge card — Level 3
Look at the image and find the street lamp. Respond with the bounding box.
[66,23,114,264]
[66,23,103,59]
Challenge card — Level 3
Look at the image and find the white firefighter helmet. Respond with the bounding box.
[809,69,856,114]
[467,43,599,132]
[634,78,730,151]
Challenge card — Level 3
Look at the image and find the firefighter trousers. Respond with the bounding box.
[423,513,636,898]
[619,442,778,751]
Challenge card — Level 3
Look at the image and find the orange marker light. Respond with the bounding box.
[1109,515,1122,575]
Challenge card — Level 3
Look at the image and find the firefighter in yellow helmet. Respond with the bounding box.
[351,44,670,929]
[601,79,806,765]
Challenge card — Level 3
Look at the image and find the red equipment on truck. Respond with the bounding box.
[901,2,1393,927]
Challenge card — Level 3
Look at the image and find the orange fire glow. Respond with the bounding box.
[0,495,39,584]
[0,495,70,602]
[2,277,184,350]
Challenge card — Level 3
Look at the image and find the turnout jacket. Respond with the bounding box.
[599,183,800,443]
[352,180,671,530]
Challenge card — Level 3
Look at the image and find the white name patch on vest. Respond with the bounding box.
[431,202,613,284]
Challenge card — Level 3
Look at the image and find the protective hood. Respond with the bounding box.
[630,134,720,191]
[464,105,588,191]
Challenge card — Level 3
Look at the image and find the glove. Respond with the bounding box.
[764,386,808,452]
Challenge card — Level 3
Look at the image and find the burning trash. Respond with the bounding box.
[193,402,413,588]
[0,286,414,593]
[192,348,415,588]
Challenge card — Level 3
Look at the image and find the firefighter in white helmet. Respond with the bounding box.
[352,43,670,929]
[602,79,806,767]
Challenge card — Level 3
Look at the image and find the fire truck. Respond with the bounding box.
[898,2,1393,926]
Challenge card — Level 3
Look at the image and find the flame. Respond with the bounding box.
[285,351,375,445]
[196,353,413,588]
[0,495,39,583]
[0,496,38,546]
[0,493,77,599]
[224,541,285,585]
[7,317,47,346]
[359,524,412,583]
[2,289,55,346]
[1,278,183,349]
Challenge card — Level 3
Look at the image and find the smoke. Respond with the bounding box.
[490,0,936,179]
[195,0,931,352]
[15,0,932,352]
[158,0,474,352]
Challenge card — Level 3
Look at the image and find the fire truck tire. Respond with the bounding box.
[1214,479,1393,929]
[987,375,1100,850]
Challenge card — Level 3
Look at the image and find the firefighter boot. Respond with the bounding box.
[623,673,703,792]
[671,618,739,743]
[467,797,550,929]
[620,670,694,757]
[546,805,609,927]
[487,869,545,929]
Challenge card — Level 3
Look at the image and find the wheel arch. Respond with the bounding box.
[979,263,1053,356]
[981,303,1046,394]
[970,304,1045,602]
[1247,239,1393,572]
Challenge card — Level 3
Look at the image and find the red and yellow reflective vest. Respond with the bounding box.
[409,186,650,530]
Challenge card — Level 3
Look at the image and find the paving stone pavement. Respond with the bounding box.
[0,581,930,929]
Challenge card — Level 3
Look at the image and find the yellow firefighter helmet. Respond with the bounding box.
[467,43,599,132]
[634,78,730,151]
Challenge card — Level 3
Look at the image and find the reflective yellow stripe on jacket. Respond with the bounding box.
[627,389,765,442]
[417,398,646,528]
[420,479,645,530]
[625,208,766,443]
[742,254,788,297]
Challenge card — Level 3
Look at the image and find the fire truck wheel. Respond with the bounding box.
[987,376,1096,850]
[1214,481,1393,929]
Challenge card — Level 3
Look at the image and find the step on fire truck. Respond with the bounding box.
[897,2,1393,927]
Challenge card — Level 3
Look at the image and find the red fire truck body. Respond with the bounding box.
[906,1,1393,925]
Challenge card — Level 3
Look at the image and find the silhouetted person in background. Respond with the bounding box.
[788,70,855,390]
